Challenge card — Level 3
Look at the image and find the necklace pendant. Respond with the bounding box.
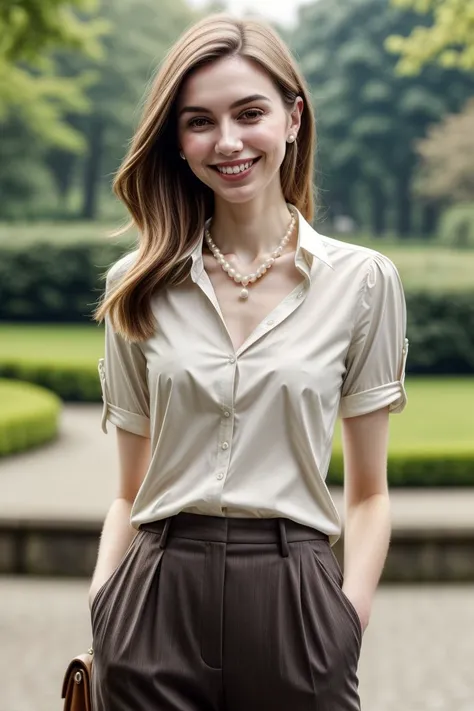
[240,287,249,300]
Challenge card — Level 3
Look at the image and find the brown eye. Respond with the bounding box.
[240,109,264,120]
[188,117,210,128]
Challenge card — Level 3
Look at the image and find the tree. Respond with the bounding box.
[65,0,196,219]
[290,0,474,236]
[0,0,106,150]
[415,98,474,202]
[387,0,474,75]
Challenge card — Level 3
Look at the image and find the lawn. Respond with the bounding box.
[1,324,473,452]
[0,324,104,365]
[333,379,474,453]
[1,222,473,292]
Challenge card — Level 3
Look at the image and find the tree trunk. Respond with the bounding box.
[420,202,440,238]
[81,115,105,221]
[368,180,387,236]
[395,174,412,238]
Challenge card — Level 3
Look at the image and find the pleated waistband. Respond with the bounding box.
[139,512,329,557]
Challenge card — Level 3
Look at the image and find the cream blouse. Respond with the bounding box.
[98,207,408,544]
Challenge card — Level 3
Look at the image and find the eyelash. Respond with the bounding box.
[187,109,265,129]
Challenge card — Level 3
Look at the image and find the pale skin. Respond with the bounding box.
[90,54,392,635]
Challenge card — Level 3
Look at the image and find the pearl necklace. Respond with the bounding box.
[204,209,296,300]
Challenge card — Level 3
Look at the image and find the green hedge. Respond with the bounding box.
[0,241,126,321]
[0,379,62,457]
[1,240,474,374]
[0,360,100,402]
[327,448,474,487]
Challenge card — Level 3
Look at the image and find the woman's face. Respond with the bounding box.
[176,55,302,205]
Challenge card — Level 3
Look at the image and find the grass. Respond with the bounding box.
[0,324,104,365]
[1,324,473,452]
[333,378,474,453]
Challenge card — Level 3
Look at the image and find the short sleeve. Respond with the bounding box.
[339,253,408,419]
[98,257,150,437]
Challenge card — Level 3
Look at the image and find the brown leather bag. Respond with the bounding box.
[61,649,93,711]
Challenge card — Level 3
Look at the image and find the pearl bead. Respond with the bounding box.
[223,262,230,272]
[240,288,249,300]
[228,268,236,278]
[265,258,275,268]
[249,274,257,282]
[241,277,249,286]
[234,273,242,283]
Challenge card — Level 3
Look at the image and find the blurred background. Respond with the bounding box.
[0,1,473,710]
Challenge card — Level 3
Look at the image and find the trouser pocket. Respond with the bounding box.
[309,542,363,647]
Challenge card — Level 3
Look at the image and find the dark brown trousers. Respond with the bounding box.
[91,513,362,710]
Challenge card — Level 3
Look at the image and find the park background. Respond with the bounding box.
[0,1,473,710]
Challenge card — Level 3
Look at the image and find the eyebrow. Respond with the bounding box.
[178,94,271,117]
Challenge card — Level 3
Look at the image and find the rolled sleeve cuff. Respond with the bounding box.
[339,380,407,419]
[102,402,150,437]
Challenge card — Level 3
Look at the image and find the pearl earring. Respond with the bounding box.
[287,134,296,143]
[179,150,186,160]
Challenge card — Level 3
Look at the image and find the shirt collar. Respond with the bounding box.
[190,205,333,283]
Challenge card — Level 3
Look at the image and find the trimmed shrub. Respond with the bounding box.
[0,360,101,402]
[407,291,474,374]
[0,240,128,322]
[0,379,62,457]
[438,204,474,249]
[328,447,474,487]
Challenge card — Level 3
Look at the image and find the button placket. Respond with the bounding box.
[214,356,236,484]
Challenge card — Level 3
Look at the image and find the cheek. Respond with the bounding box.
[249,123,286,155]
[181,132,212,160]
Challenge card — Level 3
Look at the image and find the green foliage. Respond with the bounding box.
[407,291,474,373]
[290,0,474,235]
[51,0,197,218]
[0,240,130,320]
[328,449,474,486]
[438,204,474,249]
[388,0,474,74]
[0,0,108,151]
[0,378,61,456]
[0,361,101,401]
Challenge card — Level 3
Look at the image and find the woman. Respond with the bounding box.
[91,13,408,711]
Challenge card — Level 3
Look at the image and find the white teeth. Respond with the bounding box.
[217,160,253,174]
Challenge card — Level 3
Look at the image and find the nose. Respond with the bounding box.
[214,120,243,156]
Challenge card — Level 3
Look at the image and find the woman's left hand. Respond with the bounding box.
[343,587,371,634]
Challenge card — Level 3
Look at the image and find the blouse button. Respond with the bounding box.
[216,472,224,480]
[228,356,236,364]
[221,442,229,450]
[297,290,305,299]
[223,411,230,418]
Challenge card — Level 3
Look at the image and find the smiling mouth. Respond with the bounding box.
[211,157,261,175]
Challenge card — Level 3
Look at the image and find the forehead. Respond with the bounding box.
[177,55,280,109]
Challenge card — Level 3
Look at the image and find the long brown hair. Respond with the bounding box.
[94,13,317,341]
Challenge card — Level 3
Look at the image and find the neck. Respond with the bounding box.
[208,197,296,265]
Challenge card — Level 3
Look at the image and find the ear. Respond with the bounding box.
[288,96,304,137]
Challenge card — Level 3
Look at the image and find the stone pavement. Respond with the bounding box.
[1,403,473,529]
[1,576,473,711]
